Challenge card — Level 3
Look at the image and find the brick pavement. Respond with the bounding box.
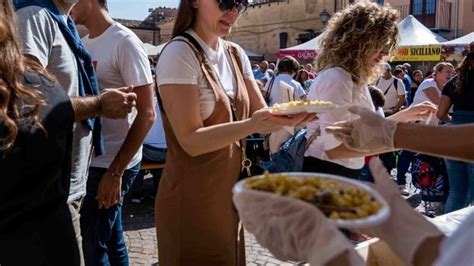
[122,196,288,265]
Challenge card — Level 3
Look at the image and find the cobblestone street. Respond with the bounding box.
[122,173,290,265]
[122,193,288,265]
[123,170,431,265]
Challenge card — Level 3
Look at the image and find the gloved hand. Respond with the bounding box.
[325,106,398,152]
[233,188,365,266]
[359,158,444,265]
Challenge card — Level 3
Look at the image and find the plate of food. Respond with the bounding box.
[233,172,390,228]
[270,100,338,115]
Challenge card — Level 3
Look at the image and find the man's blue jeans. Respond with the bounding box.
[444,110,474,213]
[396,150,415,185]
[80,163,140,266]
[444,159,474,213]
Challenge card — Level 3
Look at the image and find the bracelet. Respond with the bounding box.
[107,169,122,180]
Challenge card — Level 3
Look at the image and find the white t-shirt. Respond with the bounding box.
[412,78,439,106]
[412,78,440,125]
[156,30,253,120]
[144,94,166,149]
[376,76,405,110]
[267,73,306,106]
[83,23,153,169]
[16,6,92,202]
[304,68,374,169]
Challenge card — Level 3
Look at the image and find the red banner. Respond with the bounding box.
[277,50,317,62]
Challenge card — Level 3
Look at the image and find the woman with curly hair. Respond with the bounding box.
[303,1,435,178]
[437,52,474,213]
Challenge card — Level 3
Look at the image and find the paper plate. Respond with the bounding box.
[269,105,307,115]
[233,172,390,229]
[304,104,342,113]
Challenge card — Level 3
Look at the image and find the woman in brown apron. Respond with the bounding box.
[154,1,316,265]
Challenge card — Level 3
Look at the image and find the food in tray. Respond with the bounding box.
[245,172,383,220]
[272,100,334,109]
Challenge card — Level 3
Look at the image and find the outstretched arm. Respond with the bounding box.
[394,123,474,161]
[327,106,474,162]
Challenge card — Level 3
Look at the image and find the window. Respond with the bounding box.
[412,0,436,15]
[376,0,384,5]
[279,32,288,49]
[426,0,436,14]
[412,0,423,15]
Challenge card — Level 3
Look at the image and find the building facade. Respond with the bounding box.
[226,0,333,61]
[376,0,474,39]
[94,1,471,62]
[77,19,161,45]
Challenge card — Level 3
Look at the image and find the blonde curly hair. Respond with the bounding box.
[315,1,399,85]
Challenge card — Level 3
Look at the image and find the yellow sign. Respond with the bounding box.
[393,45,442,61]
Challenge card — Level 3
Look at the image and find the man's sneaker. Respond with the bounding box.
[398,185,409,196]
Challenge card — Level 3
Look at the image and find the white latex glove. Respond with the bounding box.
[359,158,444,265]
[233,189,365,266]
[325,106,398,152]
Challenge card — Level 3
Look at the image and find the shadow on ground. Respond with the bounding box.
[123,177,156,231]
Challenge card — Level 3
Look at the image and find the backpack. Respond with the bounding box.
[411,153,449,202]
[376,78,398,96]
[259,129,308,173]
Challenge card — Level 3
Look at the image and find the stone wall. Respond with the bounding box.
[77,19,160,45]
[226,0,334,61]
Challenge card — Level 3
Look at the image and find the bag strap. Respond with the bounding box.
[264,75,276,100]
[304,128,320,150]
[172,33,253,176]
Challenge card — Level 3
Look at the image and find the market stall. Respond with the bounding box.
[441,32,474,61]
[393,15,447,62]
[277,34,323,62]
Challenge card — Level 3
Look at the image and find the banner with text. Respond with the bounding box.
[394,45,442,61]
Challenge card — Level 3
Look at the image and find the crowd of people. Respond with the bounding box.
[0,0,473,266]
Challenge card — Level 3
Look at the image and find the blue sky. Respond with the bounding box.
[108,0,180,20]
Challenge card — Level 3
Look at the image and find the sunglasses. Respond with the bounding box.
[216,0,249,14]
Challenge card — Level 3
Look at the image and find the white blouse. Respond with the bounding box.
[156,30,253,120]
[304,67,374,170]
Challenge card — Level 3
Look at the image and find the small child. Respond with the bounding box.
[368,85,386,117]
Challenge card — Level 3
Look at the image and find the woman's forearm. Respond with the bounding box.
[394,123,474,161]
[179,118,257,157]
[245,78,267,114]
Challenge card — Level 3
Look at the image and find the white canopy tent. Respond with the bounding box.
[442,32,474,45]
[277,15,448,62]
[143,42,167,56]
[398,15,447,46]
[280,33,324,52]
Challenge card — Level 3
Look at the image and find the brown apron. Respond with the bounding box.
[155,39,250,266]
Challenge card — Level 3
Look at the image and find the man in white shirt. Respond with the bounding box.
[266,56,306,107]
[376,63,405,116]
[71,0,155,264]
[266,56,306,152]
[15,0,138,264]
